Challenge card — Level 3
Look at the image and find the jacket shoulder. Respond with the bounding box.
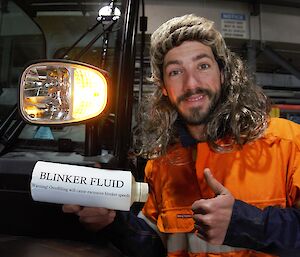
[266,117,300,142]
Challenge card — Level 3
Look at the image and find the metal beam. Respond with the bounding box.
[262,45,300,80]
[232,0,300,9]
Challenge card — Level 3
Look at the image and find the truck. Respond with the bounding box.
[0,0,144,255]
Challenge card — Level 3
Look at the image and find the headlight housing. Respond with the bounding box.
[19,60,109,125]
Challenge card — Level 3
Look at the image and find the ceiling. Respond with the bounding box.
[12,0,118,17]
[8,0,300,84]
[10,0,300,14]
[237,0,300,10]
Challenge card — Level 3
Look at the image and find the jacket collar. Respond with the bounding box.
[176,119,198,147]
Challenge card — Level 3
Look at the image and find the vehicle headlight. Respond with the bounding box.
[19,60,108,124]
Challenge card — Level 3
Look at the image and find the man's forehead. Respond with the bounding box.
[163,41,215,65]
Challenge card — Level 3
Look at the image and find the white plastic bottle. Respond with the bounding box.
[31,161,149,211]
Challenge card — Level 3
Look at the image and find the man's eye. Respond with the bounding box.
[198,63,209,70]
[169,70,181,76]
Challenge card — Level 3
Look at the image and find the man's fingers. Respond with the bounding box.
[78,207,112,217]
[204,168,229,195]
[191,199,207,214]
[194,224,208,239]
[62,204,82,213]
[79,211,116,223]
[193,214,209,240]
[191,169,235,245]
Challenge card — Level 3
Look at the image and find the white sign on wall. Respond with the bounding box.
[221,13,248,39]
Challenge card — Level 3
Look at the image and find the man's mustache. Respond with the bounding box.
[177,88,212,104]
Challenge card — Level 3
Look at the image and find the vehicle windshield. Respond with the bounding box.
[0,0,125,156]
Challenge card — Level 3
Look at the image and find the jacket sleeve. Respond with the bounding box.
[224,200,300,255]
[103,210,166,257]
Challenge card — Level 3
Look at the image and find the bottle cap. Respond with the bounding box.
[137,182,149,202]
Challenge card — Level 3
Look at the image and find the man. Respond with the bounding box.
[63,14,300,256]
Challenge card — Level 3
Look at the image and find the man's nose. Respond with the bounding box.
[183,71,199,91]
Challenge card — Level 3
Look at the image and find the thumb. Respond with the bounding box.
[204,168,229,196]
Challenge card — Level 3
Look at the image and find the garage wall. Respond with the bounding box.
[144,0,300,44]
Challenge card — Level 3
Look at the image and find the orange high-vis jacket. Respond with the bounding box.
[142,118,300,257]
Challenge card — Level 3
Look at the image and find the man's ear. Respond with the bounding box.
[162,86,168,96]
[220,70,225,84]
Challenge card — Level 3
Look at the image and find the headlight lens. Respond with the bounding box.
[19,61,108,124]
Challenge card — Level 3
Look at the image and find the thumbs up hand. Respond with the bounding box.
[191,168,235,245]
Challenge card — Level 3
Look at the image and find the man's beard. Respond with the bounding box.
[175,87,220,125]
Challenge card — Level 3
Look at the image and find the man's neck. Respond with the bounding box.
[186,124,205,142]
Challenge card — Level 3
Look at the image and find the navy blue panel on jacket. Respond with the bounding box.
[103,211,166,257]
[224,200,300,256]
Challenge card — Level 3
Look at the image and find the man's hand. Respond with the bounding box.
[62,205,116,231]
[191,168,235,245]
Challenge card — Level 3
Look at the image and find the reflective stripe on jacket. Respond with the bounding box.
[142,118,300,256]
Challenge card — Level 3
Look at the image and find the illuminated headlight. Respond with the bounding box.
[19,61,108,125]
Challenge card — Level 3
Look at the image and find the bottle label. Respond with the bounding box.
[31,161,132,210]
